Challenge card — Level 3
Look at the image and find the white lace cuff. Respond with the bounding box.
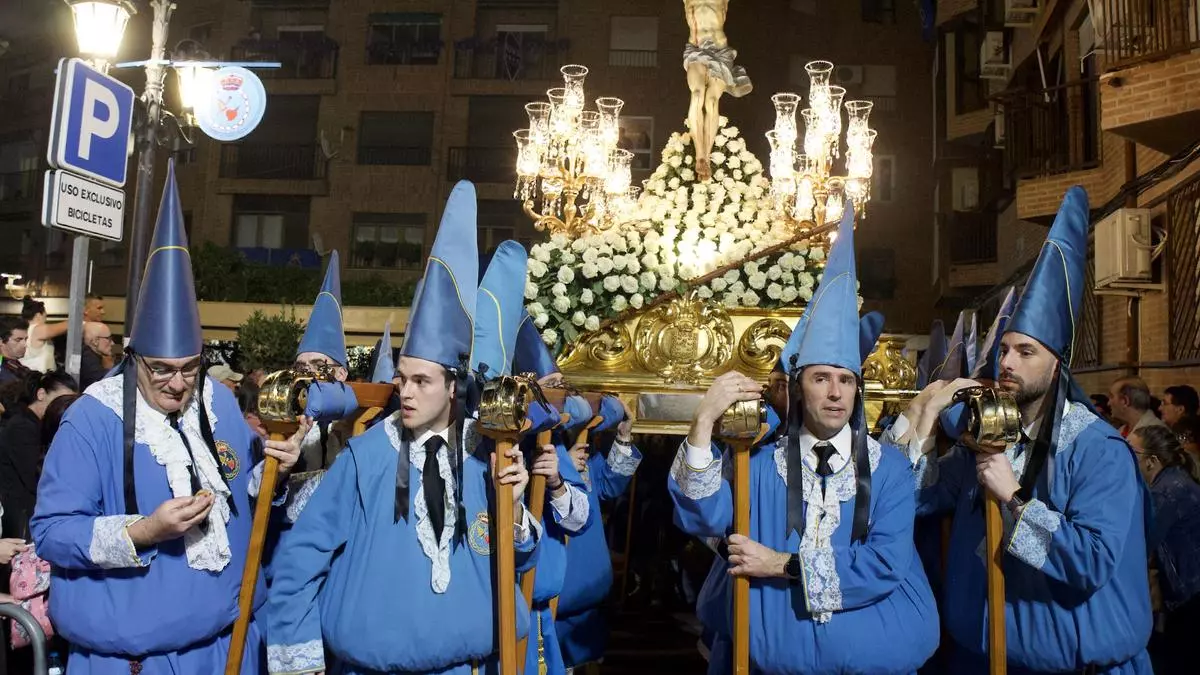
[670,443,723,501]
[550,484,590,532]
[267,639,325,675]
[89,515,153,569]
[607,441,641,477]
[799,544,842,623]
[911,451,940,491]
[247,461,291,508]
[1006,498,1062,570]
[284,472,325,525]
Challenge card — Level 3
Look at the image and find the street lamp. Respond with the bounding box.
[64,0,136,68]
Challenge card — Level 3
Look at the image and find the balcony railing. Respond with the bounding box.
[231,39,339,79]
[948,211,999,264]
[608,50,658,68]
[1098,0,1200,71]
[998,79,1103,179]
[1168,173,1200,360]
[357,146,432,166]
[447,147,515,183]
[0,171,41,203]
[219,144,326,179]
[453,37,569,80]
[238,247,322,268]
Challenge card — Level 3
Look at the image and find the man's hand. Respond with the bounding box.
[532,444,564,492]
[976,452,1020,502]
[615,398,635,443]
[726,533,790,579]
[903,377,981,443]
[127,494,215,547]
[690,372,763,450]
[492,447,530,509]
[264,416,314,479]
[568,442,588,473]
[0,538,29,565]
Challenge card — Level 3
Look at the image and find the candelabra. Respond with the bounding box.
[514,65,638,238]
[766,60,878,236]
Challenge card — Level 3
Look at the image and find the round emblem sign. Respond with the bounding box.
[196,66,267,142]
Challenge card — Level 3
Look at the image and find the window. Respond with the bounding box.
[955,31,988,114]
[478,200,530,252]
[609,17,658,68]
[232,195,310,250]
[358,111,434,166]
[367,13,442,65]
[351,213,425,269]
[861,0,896,24]
[873,155,895,204]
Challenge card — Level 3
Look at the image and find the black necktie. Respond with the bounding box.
[424,436,447,543]
[168,413,207,533]
[814,442,835,498]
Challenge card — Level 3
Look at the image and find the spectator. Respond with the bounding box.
[1175,415,1200,459]
[0,316,30,386]
[1161,385,1200,427]
[0,371,77,536]
[41,392,79,453]
[83,293,105,323]
[208,363,244,393]
[79,322,115,391]
[1131,425,1200,674]
[238,381,268,441]
[1109,376,1168,437]
[1091,393,1114,423]
[18,298,70,373]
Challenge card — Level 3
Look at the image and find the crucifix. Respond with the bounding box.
[683,0,753,182]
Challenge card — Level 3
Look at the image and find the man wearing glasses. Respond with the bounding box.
[32,164,310,674]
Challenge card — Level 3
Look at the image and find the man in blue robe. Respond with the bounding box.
[31,161,308,675]
[888,187,1154,674]
[668,210,939,675]
[512,312,593,675]
[555,395,642,672]
[265,182,543,675]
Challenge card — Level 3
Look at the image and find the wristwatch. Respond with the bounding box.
[1005,494,1026,517]
[784,554,801,583]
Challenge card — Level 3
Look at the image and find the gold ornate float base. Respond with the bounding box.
[557,291,919,436]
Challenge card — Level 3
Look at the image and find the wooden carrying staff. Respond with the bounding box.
[225,376,393,675]
[716,400,770,675]
[985,493,1007,675]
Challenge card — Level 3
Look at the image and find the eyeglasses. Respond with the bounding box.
[140,357,202,383]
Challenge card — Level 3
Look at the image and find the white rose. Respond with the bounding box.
[585,315,600,332]
[534,312,550,328]
[781,286,799,303]
[580,289,595,305]
[639,271,657,289]
[612,295,628,312]
[542,328,558,345]
[733,169,743,180]
[659,275,676,292]
[582,248,599,264]
[571,238,588,253]
[767,265,782,281]
[727,155,742,169]
[748,272,767,290]
[766,283,783,300]
[603,276,621,292]
[597,257,615,275]
[718,116,729,127]
[730,280,746,294]
[711,277,728,292]
[557,266,575,284]
[723,269,740,283]
[552,296,570,313]
[528,260,548,278]
[552,282,568,297]
[532,246,551,263]
[582,262,600,279]
[685,154,693,165]
[742,290,760,306]
[630,293,645,309]
[722,292,739,308]
[810,248,826,262]
[560,252,577,265]
[625,257,642,274]
[799,286,814,302]
[799,272,815,288]
[711,151,727,165]
[725,126,740,137]
[528,302,546,316]
[621,275,639,294]
[525,281,539,299]
[697,286,714,299]
[669,177,681,189]
[571,311,586,326]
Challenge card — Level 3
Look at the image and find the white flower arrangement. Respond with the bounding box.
[526,117,852,351]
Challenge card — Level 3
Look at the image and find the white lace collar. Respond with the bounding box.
[773,434,883,548]
[87,375,232,573]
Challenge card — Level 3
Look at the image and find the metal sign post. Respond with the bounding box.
[64,238,90,379]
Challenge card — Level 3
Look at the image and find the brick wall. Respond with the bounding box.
[1075,366,1200,400]
[1101,53,1200,131]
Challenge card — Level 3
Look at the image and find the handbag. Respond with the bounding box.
[8,546,53,649]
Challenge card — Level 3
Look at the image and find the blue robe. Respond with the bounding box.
[911,401,1153,674]
[520,435,591,675]
[31,376,274,674]
[265,416,542,674]
[554,441,642,667]
[669,434,939,675]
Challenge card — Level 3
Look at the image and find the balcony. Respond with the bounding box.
[358,146,432,166]
[231,39,338,80]
[453,37,569,81]
[237,247,322,268]
[1168,173,1200,360]
[447,147,515,184]
[220,144,325,180]
[948,211,999,265]
[1097,0,1200,71]
[0,171,41,214]
[999,79,1102,179]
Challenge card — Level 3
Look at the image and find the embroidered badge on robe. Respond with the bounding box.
[216,441,240,480]
[469,512,492,556]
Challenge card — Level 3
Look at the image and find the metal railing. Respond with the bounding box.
[1072,242,1103,369]
[231,40,339,79]
[219,144,326,179]
[1168,173,1200,360]
[453,39,568,80]
[366,41,443,66]
[357,146,432,166]
[948,211,999,264]
[0,170,40,203]
[1098,0,1200,71]
[999,78,1103,179]
[608,50,658,68]
[446,147,515,183]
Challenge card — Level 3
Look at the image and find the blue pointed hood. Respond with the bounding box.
[128,160,202,358]
[296,251,347,365]
[563,395,593,430]
[402,181,479,370]
[916,321,948,388]
[1007,186,1090,360]
[791,209,860,375]
[972,287,1016,381]
[472,240,528,379]
[859,311,884,364]
[514,311,559,378]
[371,322,394,383]
[941,312,971,381]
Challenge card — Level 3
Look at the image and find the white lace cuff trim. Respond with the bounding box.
[799,543,841,623]
[89,515,151,569]
[551,484,590,532]
[1006,498,1062,570]
[283,471,325,525]
[607,442,641,477]
[267,639,325,675]
[670,442,722,500]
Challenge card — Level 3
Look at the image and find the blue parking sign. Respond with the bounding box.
[47,58,135,188]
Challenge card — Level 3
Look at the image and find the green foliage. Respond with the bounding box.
[236,307,306,373]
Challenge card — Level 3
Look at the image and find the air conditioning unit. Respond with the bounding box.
[833,65,863,85]
[980,31,1011,80]
[1005,0,1039,27]
[1095,207,1153,288]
